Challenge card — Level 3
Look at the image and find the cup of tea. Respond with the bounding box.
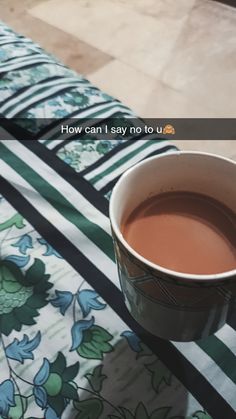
[109,151,236,341]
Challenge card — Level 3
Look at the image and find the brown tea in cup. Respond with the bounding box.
[122,191,236,275]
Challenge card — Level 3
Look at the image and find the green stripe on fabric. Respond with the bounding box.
[0,142,115,261]
[89,139,155,184]
[197,335,236,384]
[43,139,54,145]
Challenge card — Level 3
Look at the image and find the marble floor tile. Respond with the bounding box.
[141,80,215,118]
[0,0,40,12]
[161,0,236,116]
[173,140,236,160]
[89,60,157,116]
[29,0,191,78]
[29,0,148,56]
[115,0,196,21]
[89,60,213,118]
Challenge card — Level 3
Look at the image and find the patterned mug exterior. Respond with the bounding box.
[110,151,236,341]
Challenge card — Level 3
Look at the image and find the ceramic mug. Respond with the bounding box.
[109,151,236,341]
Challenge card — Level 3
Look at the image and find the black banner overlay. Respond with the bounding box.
[0,117,236,141]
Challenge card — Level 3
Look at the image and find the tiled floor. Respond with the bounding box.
[28,0,236,119]
[0,0,235,159]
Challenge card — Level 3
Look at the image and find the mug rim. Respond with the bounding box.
[109,150,236,283]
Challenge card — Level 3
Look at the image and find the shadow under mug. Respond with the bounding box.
[109,151,236,341]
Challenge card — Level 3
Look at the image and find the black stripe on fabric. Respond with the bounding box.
[0,114,34,140]
[0,76,72,108]
[99,176,121,195]
[0,40,33,47]
[80,138,142,176]
[0,56,41,69]
[144,145,178,158]
[99,145,177,195]
[20,140,109,217]
[0,35,25,41]
[0,60,62,75]
[227,303,236,331]
[0,72,7,80]
[0,175,234,419]
[1,52,39,64]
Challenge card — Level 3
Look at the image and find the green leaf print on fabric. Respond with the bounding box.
[34,352,79,415]
[74,398,104,419]
[57,139,127,172]
[118,407,134,419]
[115,404,172,419]
[0,259,52,335]
[85,365,107,393]
[134,402,149,419]
[150,407,171,419]
[192,411,212,419]
[7,394,28,419]
[0,213,25,232]
[63,91,89,108]
[145,359,172,393]
[96,141,113,155]
[77,325,113,360]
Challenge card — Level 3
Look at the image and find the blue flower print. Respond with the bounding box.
[45,406,60,419]
[37,238,63,258]
[50,291,73,315]
[5,254,30,268]
[77,290,106,317]
[121,331,142,352]
[0,380,15,418]
[70,317,95,351]
[11,234,33,255]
